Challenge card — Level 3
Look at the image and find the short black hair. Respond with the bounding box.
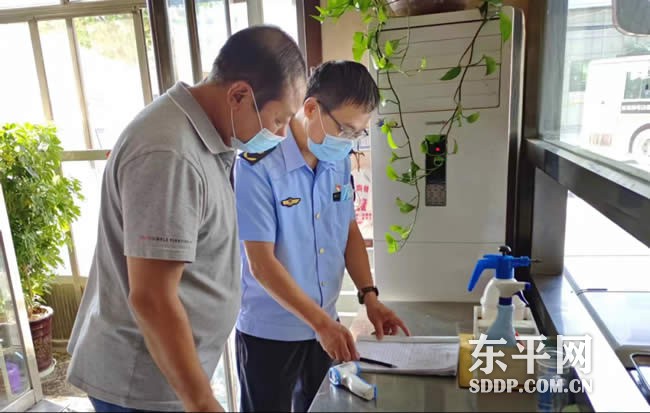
[305,61,380,113]
[209,25,306,108]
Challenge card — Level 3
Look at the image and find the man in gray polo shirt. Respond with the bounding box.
[66,26,306,412]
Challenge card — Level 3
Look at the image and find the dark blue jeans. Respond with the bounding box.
[89,396,156,413]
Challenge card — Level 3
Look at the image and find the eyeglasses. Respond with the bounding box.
[318,101,369,140]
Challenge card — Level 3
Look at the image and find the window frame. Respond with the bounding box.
[513,0,650,410]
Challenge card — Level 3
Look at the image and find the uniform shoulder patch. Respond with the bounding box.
[239,147,277,165]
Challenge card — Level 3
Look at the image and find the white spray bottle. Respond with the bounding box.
[484,281,530,346]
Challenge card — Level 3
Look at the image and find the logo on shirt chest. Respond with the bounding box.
[281,197,301,207]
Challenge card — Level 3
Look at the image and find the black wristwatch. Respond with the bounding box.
[357,286,379,304]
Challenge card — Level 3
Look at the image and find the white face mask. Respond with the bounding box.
[231,89,285,153]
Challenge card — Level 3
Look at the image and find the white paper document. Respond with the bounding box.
[355,335,459,376]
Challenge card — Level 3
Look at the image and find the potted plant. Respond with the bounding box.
[384,0,482,16]
[315,0,512,253]
[0,291,14,348]
[0,122,83,372]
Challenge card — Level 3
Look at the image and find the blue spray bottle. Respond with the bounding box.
[485,281,530,346]
[467,246,531,323]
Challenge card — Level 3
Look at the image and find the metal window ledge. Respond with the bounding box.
[529,273,650,412]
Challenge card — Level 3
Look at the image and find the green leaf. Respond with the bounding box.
[386,164,399,181]
[396,197,416,214]
[363,13,374,24]
[499,11,512,42]
[400,172,411,183]
[420,57,427,70]
[370,51,381,69]
[485,55,497,76]
[400,203,416,214]
[377,6,388,24]
[386,130,398,149]
[466,112,480,123]
[385,233,398,254]
[440,66,461,81]
[410,161,420,179]
[381,123,390,135]
[352,32,368,62]
[390,225,411,239]
[450,139,459,154]
[384,40,394,57]
[425,134,442,144]
[420,141,428,154]
[389,152,399,163]
[311,14,325,22]
[355,0,372,13]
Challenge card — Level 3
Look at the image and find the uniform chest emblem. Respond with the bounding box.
[281,197,301,207]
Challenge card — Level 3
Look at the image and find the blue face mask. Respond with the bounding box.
[231,90,285,153]
[308,135,354,162]
[307,104,356,161]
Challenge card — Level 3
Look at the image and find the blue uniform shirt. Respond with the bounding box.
[234,129,355,341]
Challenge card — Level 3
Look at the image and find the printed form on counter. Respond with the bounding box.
[356,335,460,376]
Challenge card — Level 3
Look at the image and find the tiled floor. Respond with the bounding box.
[27,396,93,412]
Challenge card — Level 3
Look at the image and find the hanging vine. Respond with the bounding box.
[315,0,512,253]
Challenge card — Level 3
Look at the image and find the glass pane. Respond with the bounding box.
[0,0,57,8]
[228,0,248,34]
[564,191,650,291]
[551,0,650,177]
[0,23,44,124]
[74,14,146,150]
[167,0,194,84]
[262,0,298,44]
[0,236,33,406]
[196,0,229,77]
[38,20,87,151]
[60,160,107,277]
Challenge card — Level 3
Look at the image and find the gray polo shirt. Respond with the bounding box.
[67,82,240,411]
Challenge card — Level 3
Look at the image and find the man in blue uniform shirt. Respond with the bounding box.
[234,61,410,412]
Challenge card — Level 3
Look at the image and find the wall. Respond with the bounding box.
[320,3,366,64]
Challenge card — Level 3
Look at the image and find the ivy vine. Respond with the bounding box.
[315,0,512,253]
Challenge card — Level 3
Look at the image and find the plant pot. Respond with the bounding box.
[384,0,481,16]
[28,305,54,372]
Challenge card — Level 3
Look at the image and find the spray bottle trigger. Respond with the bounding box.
[515,291,529,306]
[468,258,490,292]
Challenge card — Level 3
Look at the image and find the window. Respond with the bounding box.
[544,0,650,177]
[569,59,589,92]
[262,0,298,43]
[0,3,155,279]
[521,2,650,406]
[0,23,44,123]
